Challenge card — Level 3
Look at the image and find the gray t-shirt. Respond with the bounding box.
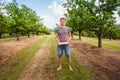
[56,26,71,42]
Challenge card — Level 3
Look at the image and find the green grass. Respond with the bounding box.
[102,42,120,50]
[45,36,94,80]
[54,54,94,80]
[82,37,120,50]
[0,36,47,80]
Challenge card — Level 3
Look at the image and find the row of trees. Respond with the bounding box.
[0,0,50,40]
[81,25,120,40]
[63,0,120,48]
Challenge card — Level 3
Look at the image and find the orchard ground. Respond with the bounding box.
[0,35,120,80]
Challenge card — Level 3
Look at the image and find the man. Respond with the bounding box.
[56,17,73,71]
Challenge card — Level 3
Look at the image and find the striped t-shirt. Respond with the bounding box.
[56,26,71,42]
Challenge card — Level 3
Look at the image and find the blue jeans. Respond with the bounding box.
[57,44,70,57]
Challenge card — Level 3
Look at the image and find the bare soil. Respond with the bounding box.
[70,39,120,80]
[0,36,43,64]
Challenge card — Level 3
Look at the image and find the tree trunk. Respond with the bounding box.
[98,35,102,48]
[16,31,19,41]
[71,31,73,39]
[98,27,102,48]
[109,32,112,40]
[0,33,2,39]
[27,32,30,38]
[78,30,82,40]
[37,32,39,35]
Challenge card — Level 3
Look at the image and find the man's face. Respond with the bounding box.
[60,19,66,26]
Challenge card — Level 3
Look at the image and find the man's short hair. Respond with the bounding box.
[60,17,66,21]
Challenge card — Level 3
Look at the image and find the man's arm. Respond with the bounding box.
[68,32,71,42]
[56,32,59,43]
[68,28,71,42]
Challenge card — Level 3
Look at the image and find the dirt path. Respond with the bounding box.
[0,36,43,64]
[70,39,120,80]
[18,35,54,80]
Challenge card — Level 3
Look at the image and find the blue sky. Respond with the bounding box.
[16,0,67,29]
[5,0,66,29]
[4,0,120,29]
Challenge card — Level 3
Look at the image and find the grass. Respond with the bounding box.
[45,36,94,80]
[0,36,47,80]
[82,37,120,50]
[54,54,94,80]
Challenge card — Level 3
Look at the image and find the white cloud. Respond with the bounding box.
[48,1,67,16]
[41,15,57,29]
[40,0,67,29]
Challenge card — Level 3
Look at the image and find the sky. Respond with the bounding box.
[4,0,120,29]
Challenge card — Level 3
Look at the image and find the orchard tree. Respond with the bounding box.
[0,0,50,39]
[0,14,8,38]
[63,0,88,40]
[0,0,8,38]
[21,4,41,38]
[64,0,120,48]
[5,0,25,40]
[88,0,120,47]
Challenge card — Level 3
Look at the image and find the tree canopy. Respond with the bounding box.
[0,0,50,40]
[63,0,120,48]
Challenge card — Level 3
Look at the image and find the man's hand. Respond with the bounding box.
[56,39,60,44]
[56,32,60,44]
[67,37,71,42]
[68,32,71,42]
[58,41,69,45]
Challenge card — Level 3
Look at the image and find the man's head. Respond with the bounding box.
[60,17,66,26]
